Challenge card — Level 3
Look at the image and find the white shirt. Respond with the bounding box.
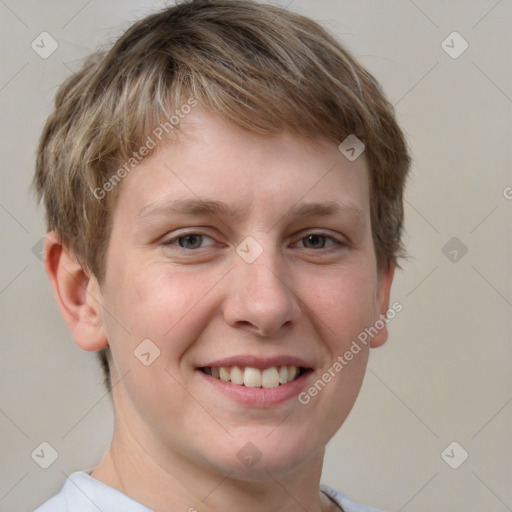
[34,471,383,512]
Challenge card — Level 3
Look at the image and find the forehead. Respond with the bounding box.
[111,108,370,224]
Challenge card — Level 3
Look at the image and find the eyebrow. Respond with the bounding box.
[139,199,246,220]
[287,201,364,222]
[138,198,366,226]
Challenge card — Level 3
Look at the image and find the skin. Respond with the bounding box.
[45,108,394,512]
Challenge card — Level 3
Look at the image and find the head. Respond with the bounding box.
[34,0,409,479]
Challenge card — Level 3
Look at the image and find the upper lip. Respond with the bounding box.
[198,355,312,369]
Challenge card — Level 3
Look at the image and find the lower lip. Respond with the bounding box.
[197,370,313,407]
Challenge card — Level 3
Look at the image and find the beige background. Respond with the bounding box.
[0,1,511,511]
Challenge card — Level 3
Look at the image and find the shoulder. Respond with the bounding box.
[33,491,67,512]
[33,472,94,512]
[320,484,385,512]
[33,474,74,512]
[32,471,152,512]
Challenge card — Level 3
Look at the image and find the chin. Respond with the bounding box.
[204,429,322,480]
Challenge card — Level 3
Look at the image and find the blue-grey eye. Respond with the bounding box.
[177,234,204,249]
[301,234,330,249]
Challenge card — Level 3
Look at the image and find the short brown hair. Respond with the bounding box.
[33,0,410,388]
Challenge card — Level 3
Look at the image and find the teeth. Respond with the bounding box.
[230,366,244,385]
[204,365,303,387]
[287,365,298,382]
[243,367,262,388]
[261,367,280,388]
[219,367,230,382]
[278,366,288,384]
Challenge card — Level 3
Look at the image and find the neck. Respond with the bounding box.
[91,417,336,512]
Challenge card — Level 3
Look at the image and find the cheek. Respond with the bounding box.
[100,262,217,426]
[104,260,224,364]
[303,264,377,351]
[297,268,375,437]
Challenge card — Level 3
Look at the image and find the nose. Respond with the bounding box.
[223,251,302,337]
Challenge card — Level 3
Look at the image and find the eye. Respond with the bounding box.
[295,234,340,249]
[165,233,215,250]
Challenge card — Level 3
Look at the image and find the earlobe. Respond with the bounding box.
[369,262,395,348]
[43,231,108,352]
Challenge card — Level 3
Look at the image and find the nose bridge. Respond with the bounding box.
[242,257,285,300]
[223,239,301,335]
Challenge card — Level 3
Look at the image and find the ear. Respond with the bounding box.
[369,262,395,348]
[43,231,108,352]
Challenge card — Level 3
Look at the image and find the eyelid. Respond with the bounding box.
[160,228,347,251]
[162,230,217,248]
[292,230,347,247]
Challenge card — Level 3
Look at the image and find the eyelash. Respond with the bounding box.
[162,231,345,251]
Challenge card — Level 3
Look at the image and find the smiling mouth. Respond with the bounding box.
[199,365,310,388]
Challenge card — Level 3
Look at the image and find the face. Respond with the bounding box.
[96,108,393,479]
